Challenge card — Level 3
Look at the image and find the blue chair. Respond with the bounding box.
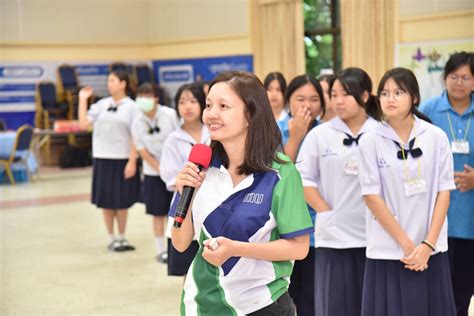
[35,81,72,129]
[0,119,6,131]
[135,64,153,86]
[58,64,79,93]
[0,125,34,184]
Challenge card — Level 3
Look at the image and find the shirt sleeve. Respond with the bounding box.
[87,99,106,123]
[296,129,320,188]
[131,118,146,151]
[271,159,313,239]
[358,133,382,196]
[160,135,184,191]
[437,131,456,191]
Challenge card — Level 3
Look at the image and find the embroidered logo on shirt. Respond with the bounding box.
[321,148,338,157]
[377,158,390,168]
[243,193,264,204]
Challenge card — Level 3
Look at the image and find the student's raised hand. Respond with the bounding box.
[401,243,431,272]
[454,164,474,192]
[123,161,136,179]
[202,236,234,267]
[79,86,94,100]
[288,106,312,141]
[175,162,206,194]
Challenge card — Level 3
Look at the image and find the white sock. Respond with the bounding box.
[109,234,116,242]
[155,237,165,254]
[117,234,125,241]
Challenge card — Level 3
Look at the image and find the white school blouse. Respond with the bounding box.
[296,116,378,248]
[131,106,179,176]
[87,96,141,159]
[358,116,456,260]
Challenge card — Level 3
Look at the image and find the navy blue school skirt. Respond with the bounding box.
[167,238,199,276]
[315,247,366,316]
[362,252,456,316]
[142,175,173,216]
[91,158,140,209]
[289,247,315,316]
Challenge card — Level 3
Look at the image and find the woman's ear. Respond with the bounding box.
[362,91,369,103]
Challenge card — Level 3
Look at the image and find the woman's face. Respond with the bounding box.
[107,74,126,96]
[203,82,248,145]
[288,83,321,121]
[266,79,285,110]
[330,80,365,121]
[379,78,413,120]
[445,64,473,102]
[178,90,202,123]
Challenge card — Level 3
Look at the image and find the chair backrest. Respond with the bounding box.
[58,65,79,91]
[0,119,6,131]
[14,124,34,153]
[135,64,153,86]
[37,82,57,110]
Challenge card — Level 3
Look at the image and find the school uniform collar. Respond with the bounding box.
[377,115,429,144]
[174,124,209,144]
[329,115,378,137]
[436,91,474,116]
[109,96,131,107]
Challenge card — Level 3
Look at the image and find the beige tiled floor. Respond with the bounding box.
[0,168,182,315]
[1,168,473,316]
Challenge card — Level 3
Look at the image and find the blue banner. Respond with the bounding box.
[152,55,253,107]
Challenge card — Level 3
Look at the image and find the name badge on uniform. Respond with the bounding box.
[343,159,358,175]
[403,179,427,196]
[451,140,470,154]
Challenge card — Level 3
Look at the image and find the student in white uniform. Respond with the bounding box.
[358,67,457,316]
[131,83,179,262]
[78,70,141,252]
[263,72,288,124]
[160,83,209,276]
[296,67,381,316]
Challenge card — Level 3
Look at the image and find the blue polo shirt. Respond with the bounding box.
[420,92,474,240]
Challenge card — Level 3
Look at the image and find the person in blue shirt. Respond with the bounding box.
[420,51,474,316]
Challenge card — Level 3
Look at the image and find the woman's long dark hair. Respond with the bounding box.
[208,71,285,175]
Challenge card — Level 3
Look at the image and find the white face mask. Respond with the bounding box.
[136,97,155,112]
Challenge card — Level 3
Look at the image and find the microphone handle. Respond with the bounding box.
[173,164,204,228]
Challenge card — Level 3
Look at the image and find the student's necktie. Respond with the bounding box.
[394,138,423,159]
[343,133,363,146]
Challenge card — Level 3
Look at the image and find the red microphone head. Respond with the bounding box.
[188,144,212,168]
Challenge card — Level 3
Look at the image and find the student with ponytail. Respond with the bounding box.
[296,67,380,316]
[358,67,456,316]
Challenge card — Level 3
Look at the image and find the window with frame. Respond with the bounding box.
[304,0,341,77]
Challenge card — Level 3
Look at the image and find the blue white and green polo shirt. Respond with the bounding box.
[170,152,313,315]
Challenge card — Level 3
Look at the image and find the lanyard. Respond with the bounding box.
[399,124,421,182]
[446,111,472,141]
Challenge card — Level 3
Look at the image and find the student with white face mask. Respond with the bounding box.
[358,67,456,316]
[131,83,180,262]
[296,67,380,316]
[78,70,141,252]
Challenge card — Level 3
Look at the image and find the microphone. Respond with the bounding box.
[173,144,212,228]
